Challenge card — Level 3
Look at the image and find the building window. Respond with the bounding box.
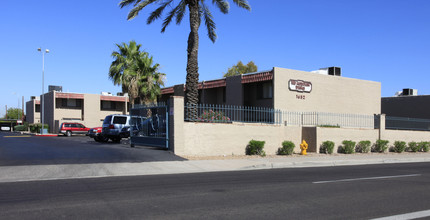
[58,99,82,108]
[257,82,273,99]
[101,101,117,110]
[35,104,40,112]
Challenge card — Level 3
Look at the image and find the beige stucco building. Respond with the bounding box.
[161,67,381,115]
[25,97,40,124]
[26,91,129,133]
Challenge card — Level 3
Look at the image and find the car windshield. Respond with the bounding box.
[113,116,127,124]
[103,116,112,125]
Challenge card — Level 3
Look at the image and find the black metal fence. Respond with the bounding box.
[385,116,430,131]
[184,103,375,128]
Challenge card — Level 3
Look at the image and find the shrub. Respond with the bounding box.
[278,141,295,155]
[246,140,266,156]
[198,109,231,122]
[14,125,27,131]
[320,141,335,154]
[357,140,371,153]
[393,141,407,153]
[408,141,419,152]
[29,124,49,133]
[341,140,356,154]
[374,140,389,153]
[418,142,430,152]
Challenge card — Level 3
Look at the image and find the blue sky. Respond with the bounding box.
[1,0,430,117]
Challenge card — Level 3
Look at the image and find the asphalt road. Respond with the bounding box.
[0,132,184,166]
[1,162,430,219]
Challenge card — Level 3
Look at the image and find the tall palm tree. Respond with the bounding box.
[119,0,251,116]
[109,40,144,106]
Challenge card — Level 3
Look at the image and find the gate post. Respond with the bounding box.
[169,96,185,154]
[378,114,386,140]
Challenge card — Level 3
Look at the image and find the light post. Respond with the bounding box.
[38,48,49,134]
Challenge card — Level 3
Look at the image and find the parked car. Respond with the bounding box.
[59,122,90,137]
[101,114,131,142]
[88,127,109,142]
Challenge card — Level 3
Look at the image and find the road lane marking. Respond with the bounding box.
[313,174,421,184]
[371,209,430,220]
[3,136,31,138]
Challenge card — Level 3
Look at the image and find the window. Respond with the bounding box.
[60,99,82,108]
[113,116,127,124]
[35,104,40,113]
[101,101,117,110]
[257,82,273,99]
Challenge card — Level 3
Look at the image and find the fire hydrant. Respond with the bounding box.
[300,140,308,155]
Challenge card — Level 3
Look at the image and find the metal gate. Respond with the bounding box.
[129,103,168,149]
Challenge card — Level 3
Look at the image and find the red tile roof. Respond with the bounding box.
[241,71,273,84]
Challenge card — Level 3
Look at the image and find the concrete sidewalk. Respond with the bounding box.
[1,153,430,183]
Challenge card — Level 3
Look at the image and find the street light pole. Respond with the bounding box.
[38,48,49,134]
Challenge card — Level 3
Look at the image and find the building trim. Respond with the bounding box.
[56,92,84,99]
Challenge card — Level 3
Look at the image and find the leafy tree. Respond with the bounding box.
[223,61,257,77]
[119,0,251,117]
[5,108,24,120]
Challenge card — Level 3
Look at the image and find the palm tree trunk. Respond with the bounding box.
[186,0,200,119]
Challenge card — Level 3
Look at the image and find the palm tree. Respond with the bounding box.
[119,0,251,117]
[109,40,144,106]
[136,54,165,105]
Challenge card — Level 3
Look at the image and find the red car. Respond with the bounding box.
[88,127,109,142]
[59,122,90,137]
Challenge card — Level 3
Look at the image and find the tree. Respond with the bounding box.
[119,0,251,115]
[223,61,257,77]
[136,54,165,105]
[109,40,143,105]
[5,108,24,120]
[109,40,165,106]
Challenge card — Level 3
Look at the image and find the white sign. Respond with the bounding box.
[289,79,312,93]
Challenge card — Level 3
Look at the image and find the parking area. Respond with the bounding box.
[0,132,185,166]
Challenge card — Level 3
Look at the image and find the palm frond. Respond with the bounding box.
[161,3,181,32]
[175,0,187,25]
[232,0,251,11]
[147,0,173,24]
[212,0,229,14]
[119,0,140,8]
[201,3,217,42]
[128,0,157,20]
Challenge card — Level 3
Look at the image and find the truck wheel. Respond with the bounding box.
[99,136,109,142]
[66,131,72,137]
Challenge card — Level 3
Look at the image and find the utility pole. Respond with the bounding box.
[5,105,7,119]
[22,96,24,121]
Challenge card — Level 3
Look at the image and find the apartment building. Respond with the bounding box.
[26,88,129,133]
[160,67,381,115]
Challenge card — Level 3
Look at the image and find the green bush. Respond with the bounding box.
[29,124,49,133]
[14,125,27,131]
[418,142,430,152]
[408,141,419,152]
[374,140,389,153]
[320,141,335,154]
[246,140,266,156]
[277,141,295,155]
[341,140,356,154]
[393,141,407,153]
[357,140,371,153]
